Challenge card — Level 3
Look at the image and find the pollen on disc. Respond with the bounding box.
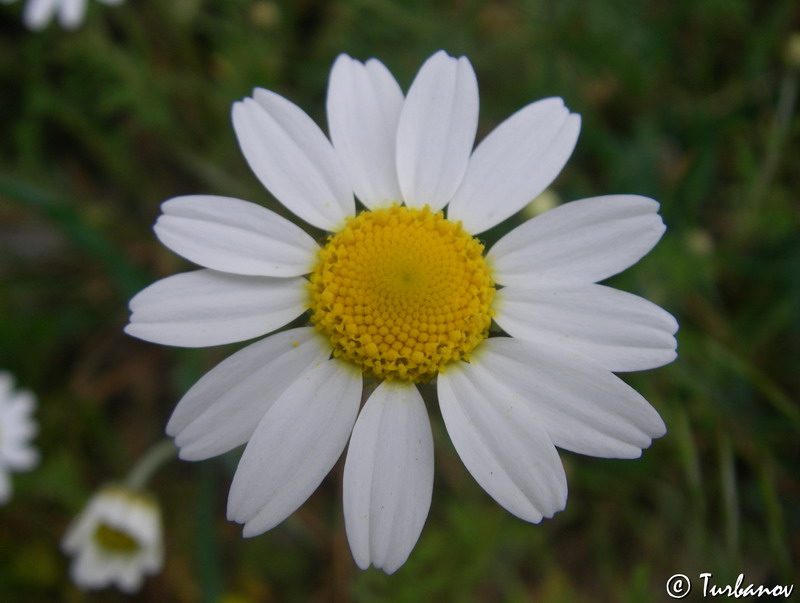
[309,205,495,382]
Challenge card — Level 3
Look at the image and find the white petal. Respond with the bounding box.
[470,338,666,458]
[327,55,404,209]
[232,91,354,231]
[58,0,85,28]
[0,469,11,504]
[494,283,678,372]
[4,389,36,422]
[488,195,666,286]
[448,98,581,234]
[167,328,331,460]
[343,381,433,574]
[70,548,103,589]
[116,563,143,594]
[227,359,362,535]
[437,361,568,523]
[396,51,479,211]
[3,444,38,471]
[124,269,306,347]
[23,0,59,29]
[0,372,11,396]
[154,195,319,277]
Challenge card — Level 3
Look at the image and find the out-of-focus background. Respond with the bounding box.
[1,0,798,601]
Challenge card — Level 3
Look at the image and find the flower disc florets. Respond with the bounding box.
[309,205,495,382]
[93,523,141,554]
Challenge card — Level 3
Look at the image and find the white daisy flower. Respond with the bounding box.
[1,0,124,30]
[62,485,164,593]
[126,50,678,574]
[0,371,39,505]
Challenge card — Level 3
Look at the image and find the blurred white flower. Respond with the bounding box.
[1,0,125,30]
[62,485,164,593]
[126,50,677,573]
[0,371,38,505]
[522,189,561,219]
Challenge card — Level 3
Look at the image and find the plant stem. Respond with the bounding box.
[125,439,177,491]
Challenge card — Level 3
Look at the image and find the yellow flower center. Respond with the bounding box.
[94,523,140,554]
[309,205,495,382]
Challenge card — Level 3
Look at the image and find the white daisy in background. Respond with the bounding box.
[0,371,39,505]
[0,0,124,31]
[126,50,678,573]
[62,485,164,593]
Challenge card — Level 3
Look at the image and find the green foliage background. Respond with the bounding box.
[1,0,798,601]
